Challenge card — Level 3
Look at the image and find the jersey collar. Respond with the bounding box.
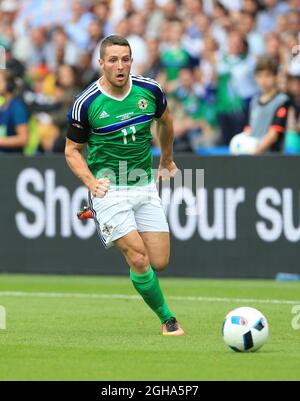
[97,75,132,101]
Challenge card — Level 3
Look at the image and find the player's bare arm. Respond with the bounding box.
[65,138,109,198]
[156,106,178,181]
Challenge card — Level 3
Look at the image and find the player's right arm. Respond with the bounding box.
[65,95,109,198]
[65,138,109,198]
[65,91,110,197]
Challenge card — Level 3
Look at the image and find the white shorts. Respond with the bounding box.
[88,181,169,248]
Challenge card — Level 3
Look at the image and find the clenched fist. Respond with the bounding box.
[90,178,110,198]
[156,160,178,182]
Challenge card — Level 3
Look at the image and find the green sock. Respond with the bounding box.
[130,266,175,324]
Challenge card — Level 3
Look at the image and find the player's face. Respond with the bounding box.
[100,45,132,88]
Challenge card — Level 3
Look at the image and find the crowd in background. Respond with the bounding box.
[0,0,299,155]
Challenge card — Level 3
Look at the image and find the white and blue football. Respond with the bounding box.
[222,307,269,352]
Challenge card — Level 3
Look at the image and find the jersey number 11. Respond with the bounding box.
[121,126,136,144]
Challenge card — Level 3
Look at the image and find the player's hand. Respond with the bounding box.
[156,160,178,182]
[91,178,110,198]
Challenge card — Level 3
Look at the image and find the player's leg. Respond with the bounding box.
[132,186,184,335]
[139,231,170,272]
[136,231,184,335]
[88,187,184,335]
[114,230,149,274]
[114,231,177,327]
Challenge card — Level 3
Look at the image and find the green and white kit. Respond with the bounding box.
[67,74,169,247]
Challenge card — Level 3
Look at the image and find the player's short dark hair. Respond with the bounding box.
[100,35,132,59]
[255,57,278,76]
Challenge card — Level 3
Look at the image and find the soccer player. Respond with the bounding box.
[65,35,184,336]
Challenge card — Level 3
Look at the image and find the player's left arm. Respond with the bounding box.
[156,106,178,181]
[253,101,289,155]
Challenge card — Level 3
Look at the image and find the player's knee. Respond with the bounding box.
[152,256,169,272]
[128,249,149,273]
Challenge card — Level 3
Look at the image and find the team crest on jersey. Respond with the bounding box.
[138,98,148,110]
[102,223,113,236]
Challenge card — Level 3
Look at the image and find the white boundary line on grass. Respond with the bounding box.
[0,291,299,305]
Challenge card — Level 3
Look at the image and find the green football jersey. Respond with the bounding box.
[67,74,167,186]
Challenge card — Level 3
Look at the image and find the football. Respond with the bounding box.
[222,307,269,352]
[229,133,259,155]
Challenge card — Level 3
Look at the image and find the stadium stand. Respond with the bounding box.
[0,0,299,154]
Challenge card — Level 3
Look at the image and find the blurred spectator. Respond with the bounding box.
[79,51,99,87]
[2,45,26,81]
[216,29,258,144]
[282,34,300,76]
[160,20,192,90]
[126,13,148,75]
[287,0,300,9]
[161,0,178,21]
[122,0,136,18]
[238,10,265,57]
[264,32,283,66]
[88,18,105,71]
[287,9,300,39]
[256,0,290,34]
[242,0,260,16]
[25,64,82,153]
[13,27,50,69]
[198,35,219,90]
[141,0,164,40]
[182,0,204,19]
[141,39,164,80]
[114,15,129,38]
[45,26,82,72]
[110,0,147,25]
[13,0,71,37]
[210,0,231,51]
[0,0,19,49]
[0,70,29,153]
[285,74,300,153]
[171,67,219,151]
[247,57,290,154]
[182,13,212,62]
[92,0,115,36]
[50,64,82,152]
[276,14,289,40]
[0,0,299,155]
[65,0,94,50]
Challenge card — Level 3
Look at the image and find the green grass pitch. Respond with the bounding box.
[0,274,300,381]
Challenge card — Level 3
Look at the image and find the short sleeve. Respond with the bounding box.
[67,100,90,144]
[155,86,167,119]
[270,101,290,134]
